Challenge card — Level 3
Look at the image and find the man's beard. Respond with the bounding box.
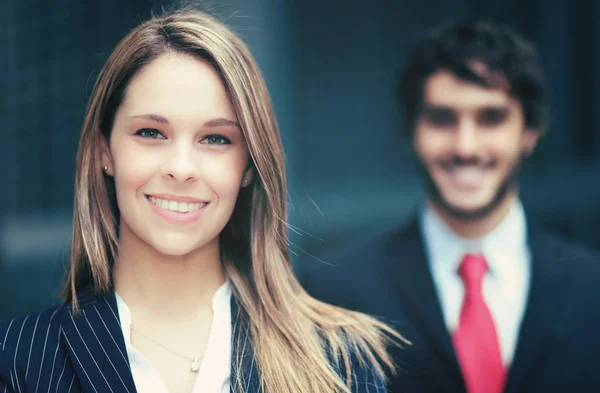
[417,153,527,221]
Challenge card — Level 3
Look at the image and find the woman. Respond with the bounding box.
[0,8,403,393]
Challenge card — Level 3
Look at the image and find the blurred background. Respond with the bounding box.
[0,0,598,318]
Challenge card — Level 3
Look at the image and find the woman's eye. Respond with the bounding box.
[202,135,231,145]
[135,128,165,139]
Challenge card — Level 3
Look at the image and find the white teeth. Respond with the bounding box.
[149,196,206,213]
[448,167,485,187]
[455,168,483,179]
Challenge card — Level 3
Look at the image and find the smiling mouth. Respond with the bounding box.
[145,195,208,213]
[442,166,490,188]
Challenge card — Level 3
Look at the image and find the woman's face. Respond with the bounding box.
[103,53,252,257]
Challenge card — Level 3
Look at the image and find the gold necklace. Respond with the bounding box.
[130,327,205,372]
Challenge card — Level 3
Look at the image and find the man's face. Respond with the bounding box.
[413,70,540,220]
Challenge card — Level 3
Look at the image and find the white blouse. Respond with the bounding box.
[115,282,233,393]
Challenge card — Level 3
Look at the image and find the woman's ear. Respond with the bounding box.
[101,138,114,176]
[241,167,254,188]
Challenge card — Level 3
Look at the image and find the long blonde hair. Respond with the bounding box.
[64,8,404,393]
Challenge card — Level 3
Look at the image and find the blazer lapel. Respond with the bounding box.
[60,290,137,393]
[230,296,261,393]
[504,225,570,393]
[384,217,464,387]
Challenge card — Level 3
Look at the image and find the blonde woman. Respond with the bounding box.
[0,8,402,393]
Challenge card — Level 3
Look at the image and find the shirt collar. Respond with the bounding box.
[420,198,528,279]
[212,280,233,312]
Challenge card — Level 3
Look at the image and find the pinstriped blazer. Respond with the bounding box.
[0,290,388,393]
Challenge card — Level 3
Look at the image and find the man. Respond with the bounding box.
[299,22,600,393]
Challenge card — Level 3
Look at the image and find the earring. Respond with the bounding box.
[243,178,250,186]
[103,166,108,172]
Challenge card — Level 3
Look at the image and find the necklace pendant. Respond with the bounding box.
[191,357,201,372]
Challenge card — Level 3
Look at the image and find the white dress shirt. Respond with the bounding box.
[116,282,232,393]
[420,199,531,366]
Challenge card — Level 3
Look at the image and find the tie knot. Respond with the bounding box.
[458,253,488,289]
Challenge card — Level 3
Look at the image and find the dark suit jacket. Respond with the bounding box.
[299,217,600,393]
[0,290,386,392]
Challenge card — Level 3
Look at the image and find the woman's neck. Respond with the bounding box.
[113,226,226,324]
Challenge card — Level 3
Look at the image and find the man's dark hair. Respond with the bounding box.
[397,21,547,136]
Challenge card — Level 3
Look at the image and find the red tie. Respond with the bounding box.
[452,254,506,393]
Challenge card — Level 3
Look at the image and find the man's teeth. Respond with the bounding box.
[452,167,485,182]
[149,196,206,213]
[445,166,487,187]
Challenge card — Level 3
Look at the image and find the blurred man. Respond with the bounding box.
[299,22,600,393]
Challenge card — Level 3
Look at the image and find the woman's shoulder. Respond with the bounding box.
[0,291,99,368]
[0,303,67,363]
[341,350,389,393]
[320,333,391,393]
[0,291,104,391]
[0,297,91,391]
[310,303,400,392]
